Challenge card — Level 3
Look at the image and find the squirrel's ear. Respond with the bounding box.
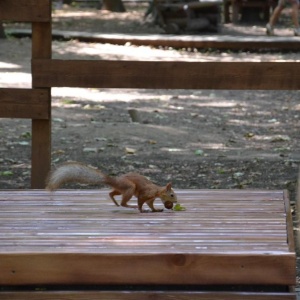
[166,182,172,191]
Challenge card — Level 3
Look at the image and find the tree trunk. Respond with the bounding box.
[0,23,5,39]
[102,0,126,12]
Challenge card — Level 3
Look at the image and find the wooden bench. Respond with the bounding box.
[0,189,296,299]
[153,0,222,33]
[224,0,277,23]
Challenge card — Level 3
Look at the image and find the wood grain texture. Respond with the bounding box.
[0,253,295,285]
[31,119,51,189]
[0,0,51,22]
[31,22,52,189]
[32,59,300,90]
[0,189,295,286]
[0,88,50,119]
[0,291,296,300]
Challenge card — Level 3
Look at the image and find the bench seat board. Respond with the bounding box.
[0,189,296,286]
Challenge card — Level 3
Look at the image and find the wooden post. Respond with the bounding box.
[31,21,52,188]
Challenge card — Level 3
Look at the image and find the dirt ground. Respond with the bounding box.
[1,2,300,284]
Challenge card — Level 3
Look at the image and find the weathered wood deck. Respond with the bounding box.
[0,189,296,299]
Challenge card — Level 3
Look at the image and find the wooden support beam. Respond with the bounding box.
[31,23,52,189]
[0,0,51,22]
[0,88,50,119]
[32,60,300,90]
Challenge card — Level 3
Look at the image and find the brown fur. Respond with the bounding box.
[46,162,177,212]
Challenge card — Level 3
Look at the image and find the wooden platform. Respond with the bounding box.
[7,29,300,51]
[0,189,296,299]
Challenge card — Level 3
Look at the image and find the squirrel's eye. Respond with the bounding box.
[170,194,174,197]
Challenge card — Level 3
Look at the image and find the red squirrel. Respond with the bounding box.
[46,162,178,213]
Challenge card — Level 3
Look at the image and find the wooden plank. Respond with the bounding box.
[0,291,296,300]
[0,252,295,285]
[32,60,300,90]
[0,88,50,119]
[0,0,51,22]
[0,188,286,197]
[31,22,52,189]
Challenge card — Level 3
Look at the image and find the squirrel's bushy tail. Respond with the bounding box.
[46,162,104,191]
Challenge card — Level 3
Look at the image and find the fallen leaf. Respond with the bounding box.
[52,149,65,155]
[195,149,204,156]
[83,147,98,153]
[0,171,13,176]
[20,132,31,139]
[268,118,278,123]
[95,137,108,142]
[148,140,157,144]
[217,168,226,174]
[233,172,244,179]
[18,141,29,146]
[270,135,291,142]
[83,104,92,110]
[53,118,64,123]
[125,147,136,154]
[244,132,255,138]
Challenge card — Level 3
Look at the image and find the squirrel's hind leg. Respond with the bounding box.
[120,188,138,209]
